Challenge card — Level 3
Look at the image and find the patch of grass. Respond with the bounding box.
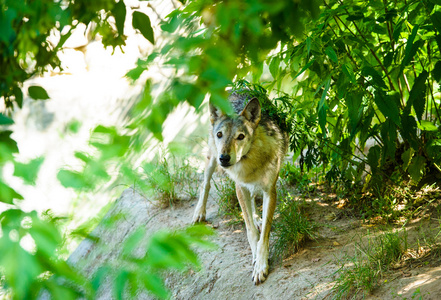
[271,192,317,261]
[213,177,243,225]
[332,229,407,299]
[333,253,379,299]
[144,156,176,207]
[174,156,199,199]
[366,230,407,272]
[142,153,199,208]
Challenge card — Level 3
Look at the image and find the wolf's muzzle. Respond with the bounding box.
[219,154,231,167]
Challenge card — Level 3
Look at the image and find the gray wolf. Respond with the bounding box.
[192,91,289,284]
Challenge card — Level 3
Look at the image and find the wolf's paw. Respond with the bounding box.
[252,258,269,285]
[192,209,206,224]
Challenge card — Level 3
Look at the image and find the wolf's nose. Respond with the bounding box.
[219,154,231,165]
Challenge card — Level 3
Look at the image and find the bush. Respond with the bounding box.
[271,193,316,260]
[213,177,242,225]
[332,229,408,298]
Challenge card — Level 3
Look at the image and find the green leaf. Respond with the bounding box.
[318,78,330,136]
[362,66,387,89]
[325,46,338,63]
[183,225,216,249]
[66,119,82,134]
[393,20,403,42]
[13,157,44,185]
[401,148,414,171]
[0,131,18,164]
[184,224,216,238]
[269,56,281,79]
[418,120,438,131]
[431,11,441,33]
[0,209,24,230]
[0,236,42,300]
[132,11,155,44]
[433,60,441,82]
[126,58,148,81]
[12,86,23,108]
[57,169,90,189]
[141,272,170,299]
[29,212,62,257]
[172,81,204,108]
[400,25,423,74]
[122,228,146,257]
[405,24,419,55]
[344,92,362,130]
[0,113,13,125]
[146,229,202,270]
[407,71,428,121]
[28,86,50,100]
[252,61,263,82]
[408,155,426,183]
[0,130,18,153]
[374,91,400,126]
[114,270,130,300]
[0,181,23,204]
[380,119,397,158]
[92,266,112,291]
[383,51,394,68]
[90,126,131,158]
[210,92,234,116]
[294,58,315,79]
[342,63,356,83]
[306,36,311,57]
[367,145,381,175]
[427,139,441,161]
[160,11,181,33]
[0,9,16,44]
[131,79,152,116]
[112,0,127,36]
[400,114,419,150]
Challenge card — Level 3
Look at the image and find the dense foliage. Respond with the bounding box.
[287,0,441,193]
[122,0,441,197]
[148,0,441,191]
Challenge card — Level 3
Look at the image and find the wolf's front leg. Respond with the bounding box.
[192,154,217,223]
[236,185,260,261]
[252,186,277,285]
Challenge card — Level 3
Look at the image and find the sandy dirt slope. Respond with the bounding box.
[69,185,441,300]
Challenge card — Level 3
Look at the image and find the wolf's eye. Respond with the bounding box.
[217,132,223,138]
[237,134,245,140]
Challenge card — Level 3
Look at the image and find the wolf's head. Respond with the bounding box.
[210,98,261,168]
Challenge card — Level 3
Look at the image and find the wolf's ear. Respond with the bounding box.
[241,98,261,127]
[209,101,224,124]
